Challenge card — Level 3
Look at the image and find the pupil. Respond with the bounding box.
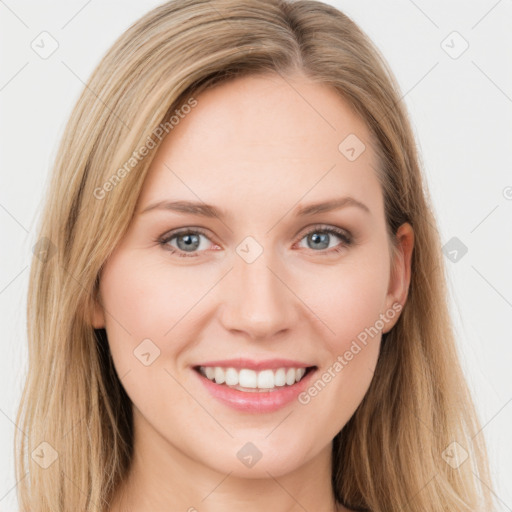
[309,232,329,250]
[177,233,200,252]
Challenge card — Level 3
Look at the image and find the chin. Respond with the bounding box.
[194,434,320,479]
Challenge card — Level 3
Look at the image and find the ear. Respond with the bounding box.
[383,222,414,333]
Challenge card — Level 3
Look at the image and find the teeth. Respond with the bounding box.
[214,367,225,384]
[274,368,286,386]
[257,370,274,389]
[225,367,238,386]
[239,369,257,388]
[198,366,310,390]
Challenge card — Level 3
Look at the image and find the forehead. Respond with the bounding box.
[138,73,383,218]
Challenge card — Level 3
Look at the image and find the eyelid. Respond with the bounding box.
[157,226,215,254]
[158,226,212,242]
[293,223,352,244]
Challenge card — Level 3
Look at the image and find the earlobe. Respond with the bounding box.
[384,222,414,330]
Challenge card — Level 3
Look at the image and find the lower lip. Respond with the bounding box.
[193,368,317,413]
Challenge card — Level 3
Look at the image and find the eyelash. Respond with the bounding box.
[156,225,353,258]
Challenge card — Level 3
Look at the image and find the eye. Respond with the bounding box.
[157,228,215,258]
[157,224,353,258]
[294,225,353,255]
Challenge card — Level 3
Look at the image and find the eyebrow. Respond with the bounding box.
[139,196,370,218]
[295,197,370,216]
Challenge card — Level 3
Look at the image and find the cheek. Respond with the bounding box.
[293,248,390,434]
[99,252,213,347]
[299,248,390,354]
[98,253,211,419]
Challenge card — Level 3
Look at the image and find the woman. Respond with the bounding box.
[15,0,496,510]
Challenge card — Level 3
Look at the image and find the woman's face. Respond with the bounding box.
[93,73,412,479]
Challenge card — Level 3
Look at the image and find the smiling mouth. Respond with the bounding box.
[194,365,317,392]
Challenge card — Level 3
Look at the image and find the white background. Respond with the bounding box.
[1,1,511,510]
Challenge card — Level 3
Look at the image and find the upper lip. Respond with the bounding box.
[194,358,316,371]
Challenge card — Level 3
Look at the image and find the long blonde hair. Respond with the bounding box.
[15,0,496,510]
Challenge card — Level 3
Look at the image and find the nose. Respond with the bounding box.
[219,248,299,341]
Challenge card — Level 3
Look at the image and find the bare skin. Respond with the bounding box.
[94,72,414,512]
